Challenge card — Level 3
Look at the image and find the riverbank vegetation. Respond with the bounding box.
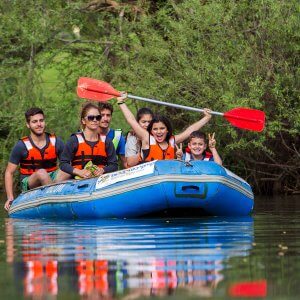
[1,0,299,194]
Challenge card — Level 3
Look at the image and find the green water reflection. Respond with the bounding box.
[0,194,299,299]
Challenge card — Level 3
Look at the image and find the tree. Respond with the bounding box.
[0,0,299,194]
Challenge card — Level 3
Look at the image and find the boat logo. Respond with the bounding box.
[95,161,156,190]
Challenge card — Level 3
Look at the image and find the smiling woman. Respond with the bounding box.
[116,94,213,163]
[55,103,118,182]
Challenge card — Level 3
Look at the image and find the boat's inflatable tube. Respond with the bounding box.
[9,160,254,219]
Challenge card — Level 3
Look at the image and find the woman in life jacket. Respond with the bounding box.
[56,103,118,181]
[117,94,212,162]
[125,107,154,167]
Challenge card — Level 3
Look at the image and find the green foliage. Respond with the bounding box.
[0,0,299,193]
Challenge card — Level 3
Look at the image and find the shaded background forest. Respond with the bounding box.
[0,0,299,194]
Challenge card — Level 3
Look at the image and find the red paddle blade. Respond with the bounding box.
[76,87,115,101]
[77,77,121,101]
[224,108,265,132]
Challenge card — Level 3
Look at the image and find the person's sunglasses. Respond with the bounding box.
[86,115,101,121]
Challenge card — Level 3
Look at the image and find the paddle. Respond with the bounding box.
[77,77,265,132]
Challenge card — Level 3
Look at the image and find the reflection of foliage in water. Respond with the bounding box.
[0,0,299,193]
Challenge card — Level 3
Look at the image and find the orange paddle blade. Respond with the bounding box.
[77,77,121,101]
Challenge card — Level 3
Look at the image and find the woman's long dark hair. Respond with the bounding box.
[147,115,173,142]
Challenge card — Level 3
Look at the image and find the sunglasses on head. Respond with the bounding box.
[86,115,101,121]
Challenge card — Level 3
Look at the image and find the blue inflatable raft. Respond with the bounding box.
[9,160,254,219]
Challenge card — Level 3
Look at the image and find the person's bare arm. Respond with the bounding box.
[73,168,92,178]
[210,148,222,166]
[119,155,128,169]
[208,133,222,166]
[4,162,18,211]
[117,96,149,147]
[126,155,140,168]
[175,109,212,144]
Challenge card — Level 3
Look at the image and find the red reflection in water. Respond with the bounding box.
[229,280,267,297]
[24,260,58,296]
[76,260,109,296]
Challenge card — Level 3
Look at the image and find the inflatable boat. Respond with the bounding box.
[8,160,254,219]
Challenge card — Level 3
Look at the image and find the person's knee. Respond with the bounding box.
[28,169,52,188]
[54,170,71,182]
[35,169,51,181]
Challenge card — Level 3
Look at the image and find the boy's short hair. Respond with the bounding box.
[188,131,206,143]
[25,107,44,123]
[98,102,114,114]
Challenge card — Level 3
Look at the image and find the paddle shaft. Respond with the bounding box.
[127,94,261,123]
[127,94,224,116]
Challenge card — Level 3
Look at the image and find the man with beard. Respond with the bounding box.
[98,103,127,169]
[4,108,64,211]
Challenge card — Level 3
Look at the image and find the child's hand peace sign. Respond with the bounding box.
[208,132,216,149]
[175,143,183,160]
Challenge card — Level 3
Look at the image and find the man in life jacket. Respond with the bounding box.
[98,103,127,169]
[4,108,64,211]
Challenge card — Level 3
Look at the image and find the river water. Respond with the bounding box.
[0,194,299,299]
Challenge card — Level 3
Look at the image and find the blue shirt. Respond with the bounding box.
[107,128,126,156]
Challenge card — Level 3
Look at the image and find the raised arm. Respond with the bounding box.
[208,133,222,166]
[117,95,149,145]
[175,109,212,144]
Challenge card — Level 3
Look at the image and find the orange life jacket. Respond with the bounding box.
[143,135,175,162]
[71,133,108,169]
[19,134,58,175]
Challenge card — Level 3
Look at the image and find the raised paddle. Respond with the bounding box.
[77,77,265,132]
